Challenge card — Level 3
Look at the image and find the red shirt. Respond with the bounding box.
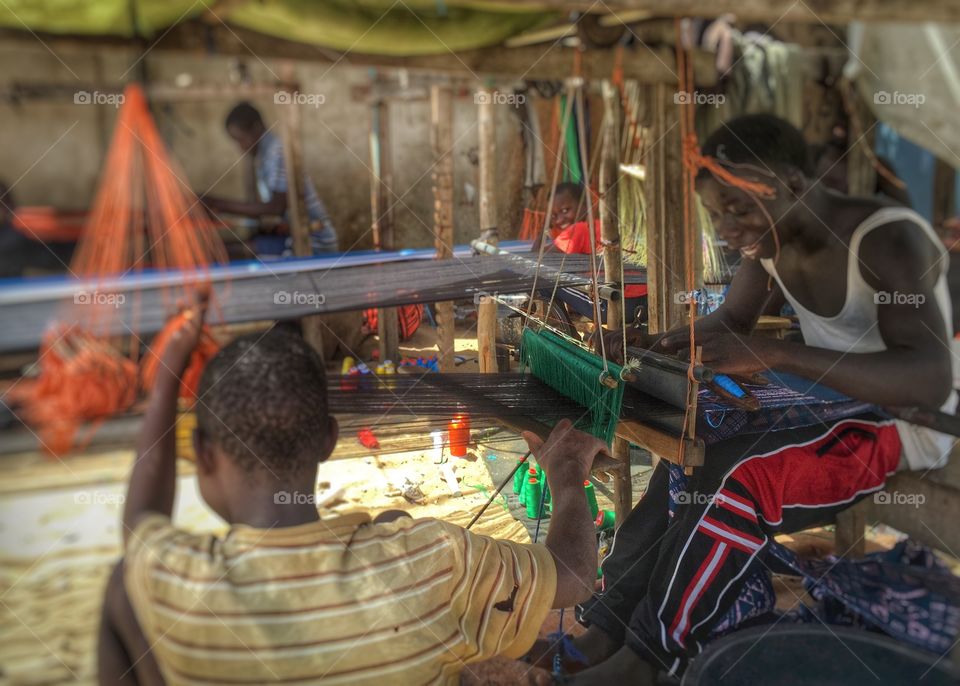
[552,221,647,298]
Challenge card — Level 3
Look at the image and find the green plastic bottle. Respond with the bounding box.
[512,459,526,497]
[583,480,599,519]
[525,477,543,519]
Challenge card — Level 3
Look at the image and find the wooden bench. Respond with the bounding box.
[836,446,960,559]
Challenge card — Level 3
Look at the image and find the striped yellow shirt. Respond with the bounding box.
[124,512,556,685]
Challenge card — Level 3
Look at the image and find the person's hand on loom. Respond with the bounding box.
[661,330,776,376]
[522,419,611,486]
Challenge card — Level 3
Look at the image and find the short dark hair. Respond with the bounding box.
[196,328,330,477]
[700,114,813,179]
[554,182,584,200]
[224,102,264,132]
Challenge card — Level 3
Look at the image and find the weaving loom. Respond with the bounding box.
[0,247,646,354]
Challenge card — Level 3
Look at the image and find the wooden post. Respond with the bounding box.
[835,501,868,558]
[600,80,623,329]
[933,157,956,230]
[644,83,691,334]
[370,96,400,363]
[477,87,499,373]
[431,84,456,372]
[845,84,877,199]
[277,65,324,355]
[599,80,632,518]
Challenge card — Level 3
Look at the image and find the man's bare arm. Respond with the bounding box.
[697,222,952,408]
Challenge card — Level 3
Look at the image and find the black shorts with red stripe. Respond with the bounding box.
[577,412,902,675]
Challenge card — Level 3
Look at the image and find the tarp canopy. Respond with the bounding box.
[0,0,556,56]
[847,22,960,169]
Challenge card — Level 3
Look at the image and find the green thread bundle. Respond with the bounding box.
[520,328,624,444]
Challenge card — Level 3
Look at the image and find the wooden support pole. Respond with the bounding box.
[277,64,324,355]
[933,157,956,230]
[370,96,400,363]
[477,87,499,373]
[600,80,623,329]
[644,83,693,334]
[431,84,456,373]
[611,436,632,525]
[835,501,868,559]
[845,84,878,199]
[600,80,632,516]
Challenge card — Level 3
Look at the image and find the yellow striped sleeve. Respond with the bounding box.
[434,521,557,662]
[123,514,218,658]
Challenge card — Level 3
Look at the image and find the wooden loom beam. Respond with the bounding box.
[431,85,456,373]
[598,78,634,523]
[370,94,400,363]
[276,64,324,356]
[476,86,499,374]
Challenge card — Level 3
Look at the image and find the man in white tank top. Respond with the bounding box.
[556,115,957,683]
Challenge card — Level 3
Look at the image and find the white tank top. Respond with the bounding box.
[760,207,957,471]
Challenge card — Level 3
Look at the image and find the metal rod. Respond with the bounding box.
[467,450,531,530]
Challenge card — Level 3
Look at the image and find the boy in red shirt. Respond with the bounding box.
[536,183,647,322]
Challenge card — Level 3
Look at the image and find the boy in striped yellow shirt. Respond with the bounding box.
[98,299,607,685]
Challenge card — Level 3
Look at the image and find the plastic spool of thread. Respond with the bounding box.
[448,413,470,457]
[595,509,616,532]
[513,459,527,496]
[519,467,538,507]
[525,477,543,519]
[584,480,599,519]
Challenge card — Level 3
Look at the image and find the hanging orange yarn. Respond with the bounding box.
[8,83,227,455]
[141,312,220,402]
[72,83,227,285]
[7,328,139,456]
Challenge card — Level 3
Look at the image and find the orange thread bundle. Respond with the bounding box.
[72,83,227,283]
[140,312,219,402]
[9,83,227,455]
[7,328,139,456]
